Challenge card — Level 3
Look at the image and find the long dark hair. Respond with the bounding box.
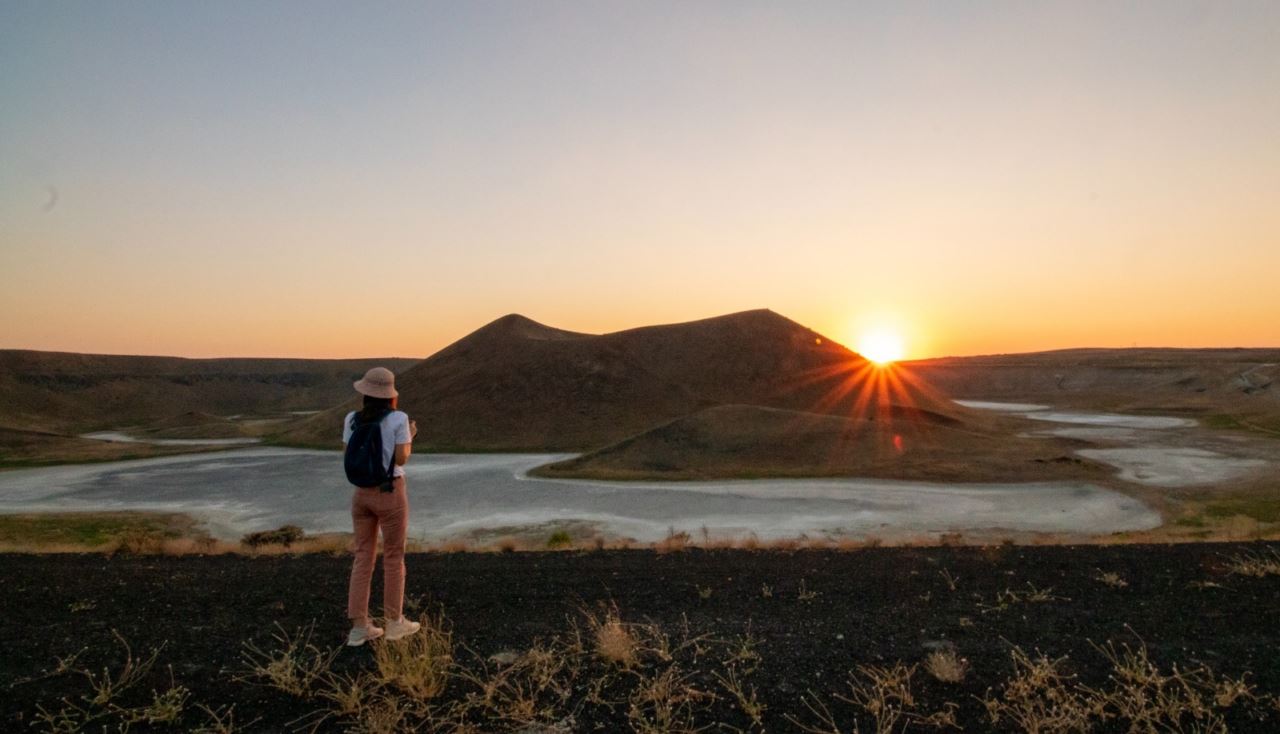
[358,395,394,423]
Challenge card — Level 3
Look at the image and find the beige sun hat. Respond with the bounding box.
[353,367,398,398]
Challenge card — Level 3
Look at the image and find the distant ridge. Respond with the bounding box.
[0,351,419,434]
[278,309,962,451]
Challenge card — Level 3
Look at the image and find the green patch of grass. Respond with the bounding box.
[1201,414,1248,430]
[1204,497,1280,524]
[1200,413,1280,438]
[0,512,202,548]
[546,530,573,549]
[1174,515,1207,528]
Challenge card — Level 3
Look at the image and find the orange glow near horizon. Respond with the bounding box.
[855,327,905,365]
[4,4,1279,360]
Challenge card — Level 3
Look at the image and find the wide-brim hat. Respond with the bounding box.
[353,367,398,398]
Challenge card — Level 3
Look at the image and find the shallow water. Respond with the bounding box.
[953,400,1050,412]
[81,431,263,446]
[956,399,1268,487]
[0,450,1158,541]
[1077,448,1268,487]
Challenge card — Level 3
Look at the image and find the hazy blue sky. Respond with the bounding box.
[2,1,1277,358]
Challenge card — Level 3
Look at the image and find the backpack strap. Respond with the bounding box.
[378,408,397,492]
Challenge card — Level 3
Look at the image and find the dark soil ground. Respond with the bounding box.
[3,542,1279,732]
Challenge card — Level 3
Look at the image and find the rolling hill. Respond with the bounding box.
[278,309,966,451]
[530,403,1108,482]
[907,348,1280,434]
[0,351,419,434]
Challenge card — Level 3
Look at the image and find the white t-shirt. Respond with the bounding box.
[342,409,412,479]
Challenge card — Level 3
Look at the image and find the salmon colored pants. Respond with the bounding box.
[347,476,409,624]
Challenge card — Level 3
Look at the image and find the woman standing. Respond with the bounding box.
[342,366,421,646]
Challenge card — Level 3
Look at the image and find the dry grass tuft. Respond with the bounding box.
[1223,548,1280,577]
[587,606,640,668]
[27,631,207,732]
[373,614,454,701]
[655,529,692,553]
[983,639,1262,733]
[797,579,820,601]
[239,623,337,698]
[923,648,969,684]
[939,569,959,591]
[715,665,766,727]
[979,582,1069,614]
[982,647,1100,733]
[789,662,957,734]
[1093,568,1129,588]
[627,666,714,734]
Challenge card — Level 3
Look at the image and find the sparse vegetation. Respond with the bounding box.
[939,568,959,591]
[371,613,453,700]
[980,582,1069,613]
[0,512,208,552]
[789,662,958,733]
[1224,548,1280,577]
[587,605,640,668]
[7,543,1280,730]
[924,648,969,683]
[239,623,337,697]
[240,524,305,548]
[1093,568,1129,588]
[797,579,819,601]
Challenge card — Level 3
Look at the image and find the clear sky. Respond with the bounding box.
[2,1,1277,359]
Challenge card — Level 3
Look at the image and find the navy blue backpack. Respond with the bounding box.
[344,409,396,490]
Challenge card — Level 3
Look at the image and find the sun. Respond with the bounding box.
[856,327,905,365]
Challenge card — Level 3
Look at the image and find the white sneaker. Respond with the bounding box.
[347,624,384,647]
[384,616,421,641]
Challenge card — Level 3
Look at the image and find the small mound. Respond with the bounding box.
[532,404,1109,483]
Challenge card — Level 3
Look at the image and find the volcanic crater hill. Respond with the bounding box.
[0,350,419,435]
[531,403,1110,482]
[278,309,970,451]
[907,348,1280,432]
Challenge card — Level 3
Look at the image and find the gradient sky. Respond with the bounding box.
[2,1,1277,360]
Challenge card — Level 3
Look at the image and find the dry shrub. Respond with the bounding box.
[458,637,584,728]
[373,614,454,701]
[239,623,337,697]
[1093,639,1256,729]
[983,639,1260,733]
[789,662,956,734]
[1093,569,1129,588]
[655,529,691,553]
[437,538,472,553]
[924,648,969,684]
[240,524,305,549]
[29,631,195,732]
[714,665,766,727]
[192,703,257,734]
[980,583,1068,614]
[110,528,168,555]
[317,672,370,718]
[348,691,411,734]
[587,606,639,668]
[627,666,713,734]
[1223,548,1280,577]
[982,647,1100,733]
